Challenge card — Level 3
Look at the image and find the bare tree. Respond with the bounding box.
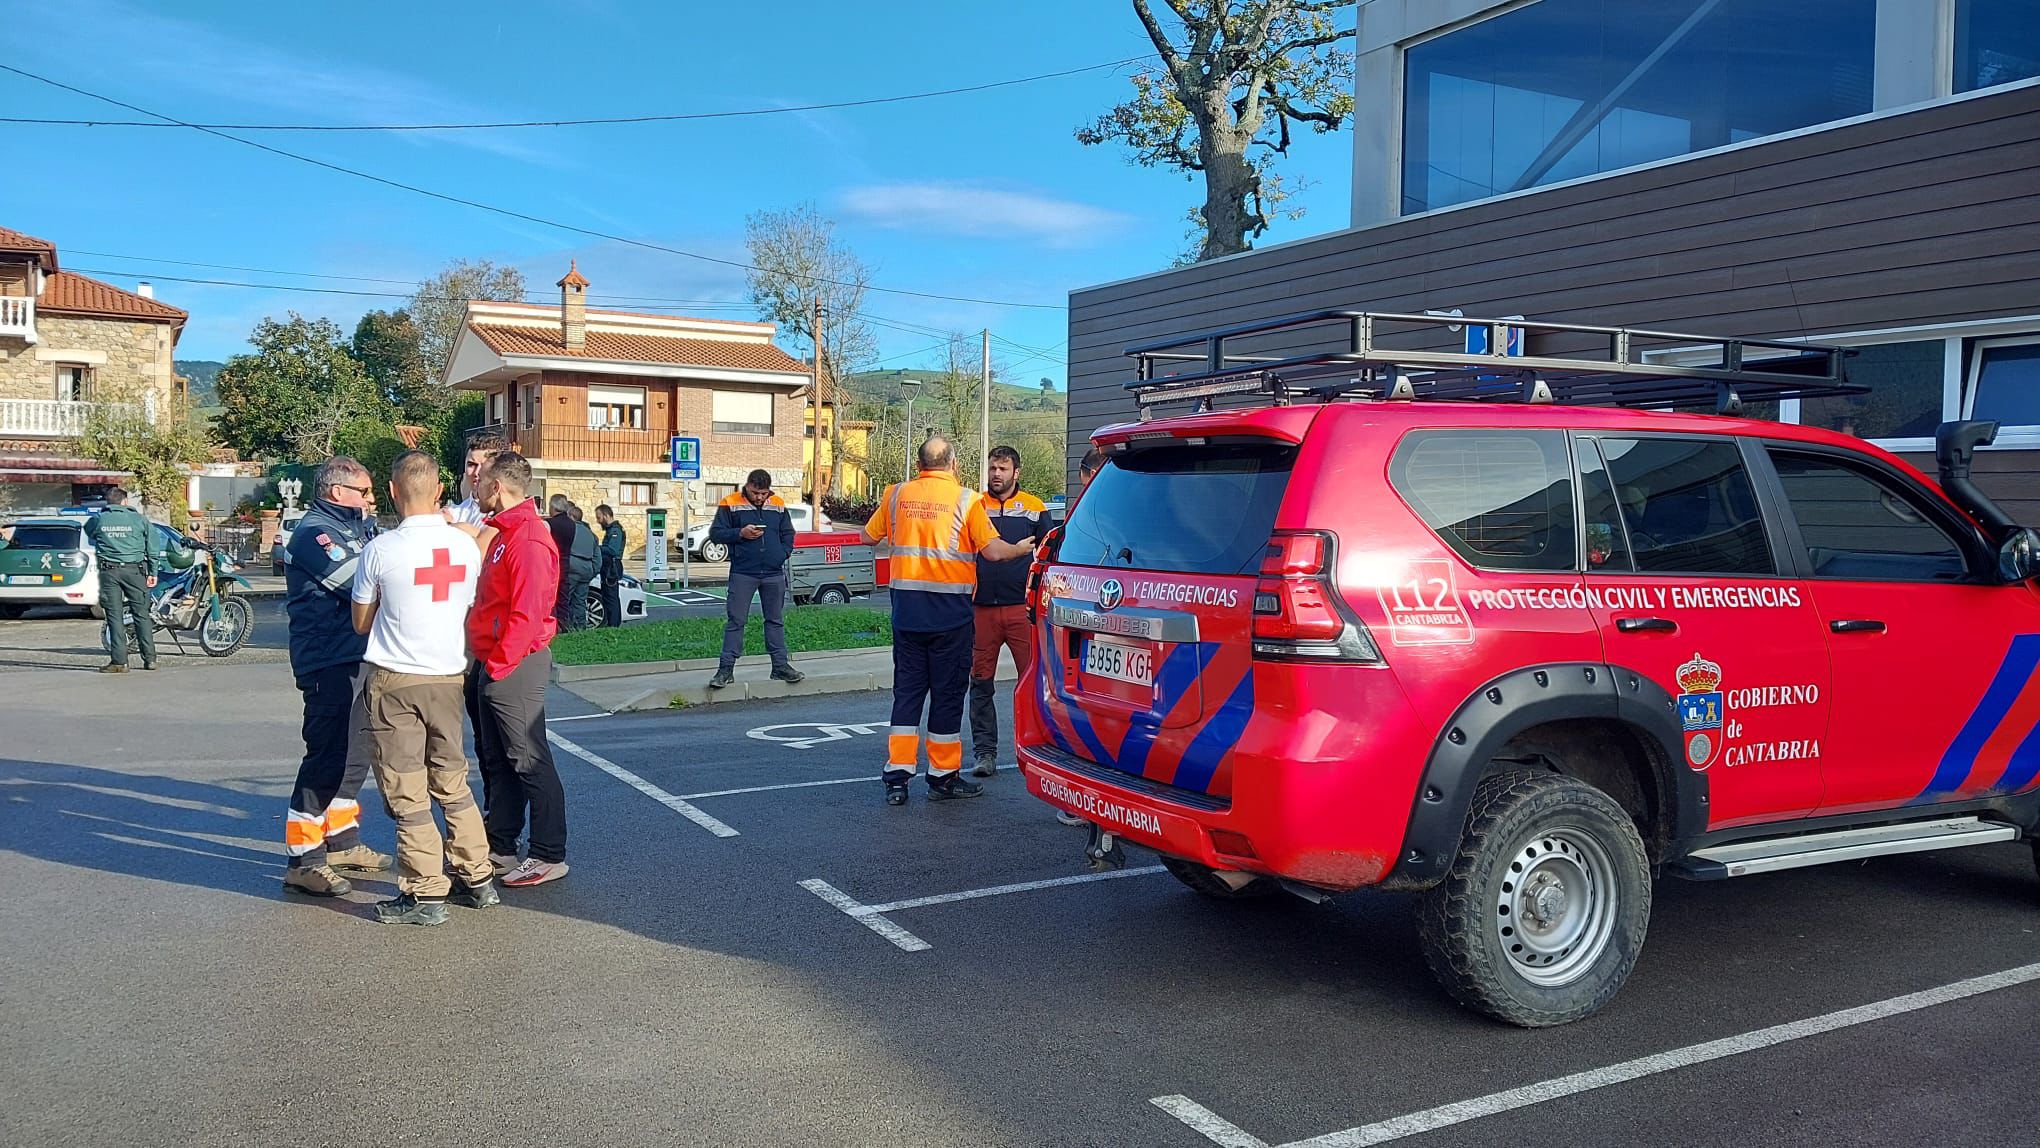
[744,204,878,498]
[1078,1,1355,262]
[409,258,527,388]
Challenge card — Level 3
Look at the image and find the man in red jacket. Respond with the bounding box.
[463,452,570,887]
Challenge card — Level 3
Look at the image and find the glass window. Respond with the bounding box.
[1969,339,2040,428]
[54,364,95,402]
[588,385,646,430]
[1060,442,1295,577]
[1400,0,1876,214]
[1769,451,1968,581]
[1798,340,1944,441]
[1957,0,2040,92]
[1577,438,1633,571]
[618,481,654,507]
[6,524,83,550]
[1391,430,1578,571]
[711,391,774,436]
[1598,437,1773,574]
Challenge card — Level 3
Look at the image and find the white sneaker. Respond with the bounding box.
[489,852,520,876]
[501,858,569,887]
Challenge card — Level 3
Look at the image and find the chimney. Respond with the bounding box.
[557,260,589,350]
[137,281,154,299]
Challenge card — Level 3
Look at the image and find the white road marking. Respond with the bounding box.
[545,730,739,838]
[1156,960,2040,1148]
[676,776,869,800]
[799,878,931,952]
[865,865,1167,913]
[1149,1097,1269,1148]
[800,865,1168,951]
[545,713,611,724]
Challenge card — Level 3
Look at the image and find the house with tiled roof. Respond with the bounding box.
[444,263,813,541]
[0,226,187,510]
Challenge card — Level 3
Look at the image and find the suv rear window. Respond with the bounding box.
[1059,441,1295,576]
[5,524,82,550]
[1391,430,1578,571]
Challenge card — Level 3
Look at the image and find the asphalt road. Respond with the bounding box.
[3,642,2038,1146]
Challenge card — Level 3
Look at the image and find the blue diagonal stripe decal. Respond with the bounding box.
[1915,634,2040,803]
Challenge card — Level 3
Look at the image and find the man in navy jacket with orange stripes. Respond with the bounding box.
[708,468,803,690]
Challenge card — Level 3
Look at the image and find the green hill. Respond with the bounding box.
[175,360,225,405]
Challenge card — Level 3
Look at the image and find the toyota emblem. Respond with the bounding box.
[1097,578,1124,611]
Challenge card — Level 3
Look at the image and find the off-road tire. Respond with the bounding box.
[1161,855,1280,900]
[198,594,253,657]
[1415,770,1651,1027]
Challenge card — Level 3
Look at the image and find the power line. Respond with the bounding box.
[0,63,1067,312]
[0,58,1145,131]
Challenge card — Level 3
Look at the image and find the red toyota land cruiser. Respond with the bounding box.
[1016,310,2040,1026]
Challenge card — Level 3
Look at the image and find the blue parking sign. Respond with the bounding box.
[670,436,701,481]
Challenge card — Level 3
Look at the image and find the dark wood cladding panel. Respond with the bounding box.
[1066,87,2040,471]
[1896,451,2040,527]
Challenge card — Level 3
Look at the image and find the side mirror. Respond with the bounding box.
[1998,528,2040,583]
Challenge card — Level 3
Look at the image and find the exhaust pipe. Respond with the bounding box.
[1935,420,2018,538]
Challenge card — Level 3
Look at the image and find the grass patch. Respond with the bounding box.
[552,606,892,666]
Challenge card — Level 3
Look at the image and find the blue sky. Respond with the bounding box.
[0,0,1356,384]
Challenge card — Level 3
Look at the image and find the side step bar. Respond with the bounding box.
[1672,816,2020,881]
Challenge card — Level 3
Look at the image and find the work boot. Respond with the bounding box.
[141,661,158,671]
[885,785,909,807]
[449,877,501,909]
[927,775,985,801]
[972,754,998,778]
[282,864,352,897]
[99,663,128,674]
[708,669,735,690]
[771,665,806,684]
[374,893,449,926]
[326,844,393,872]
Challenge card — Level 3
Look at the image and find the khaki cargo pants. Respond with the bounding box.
[364,667,492,898]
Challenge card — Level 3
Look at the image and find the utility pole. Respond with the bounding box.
[979,327,991,490]
[805,297,823,504]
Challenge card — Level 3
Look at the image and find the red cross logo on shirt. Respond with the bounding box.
[414,548,467,602]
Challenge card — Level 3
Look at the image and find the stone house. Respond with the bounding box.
[0,226,187,511]
[443,264,812,554]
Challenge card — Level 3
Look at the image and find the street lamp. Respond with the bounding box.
[898,377,921,481]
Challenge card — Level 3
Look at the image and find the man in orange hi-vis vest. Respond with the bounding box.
[865,435,1038,806]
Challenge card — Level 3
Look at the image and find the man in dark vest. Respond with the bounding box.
[85,487,157,673]
[280,456,393,895]
[595,504,627,628]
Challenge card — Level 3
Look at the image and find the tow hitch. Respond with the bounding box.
[1085,823,1126,871]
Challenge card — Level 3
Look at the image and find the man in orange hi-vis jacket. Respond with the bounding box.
[865,435,1037,806]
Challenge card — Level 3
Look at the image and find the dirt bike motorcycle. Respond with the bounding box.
[101,535,255,658]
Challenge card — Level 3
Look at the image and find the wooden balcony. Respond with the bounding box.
[470,421,669,466]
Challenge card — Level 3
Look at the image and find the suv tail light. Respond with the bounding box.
[1252,530,1381,663]
[1025,526,1061,624]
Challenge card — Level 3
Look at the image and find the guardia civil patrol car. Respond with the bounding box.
[1017,309,2040,1026]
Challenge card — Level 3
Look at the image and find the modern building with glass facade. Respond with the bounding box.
[1068,0,2040,513]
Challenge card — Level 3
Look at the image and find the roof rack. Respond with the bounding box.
[1124,309,1861,418]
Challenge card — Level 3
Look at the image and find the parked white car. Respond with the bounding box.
[680,502,831,563]
[268,508,307,576]
[585,570,648,627]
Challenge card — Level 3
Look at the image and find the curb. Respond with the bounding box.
[620,668,893,711]
[554,645,885,683]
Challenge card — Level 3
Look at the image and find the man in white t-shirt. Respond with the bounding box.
[445,434,506,527]
[351,449,492,926]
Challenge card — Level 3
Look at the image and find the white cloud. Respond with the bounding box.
[838,183,1130,248]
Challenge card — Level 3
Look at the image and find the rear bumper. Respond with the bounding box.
[0,578,96,604]
[1016,662,1435,892]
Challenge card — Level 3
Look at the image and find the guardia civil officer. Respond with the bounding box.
[864,436,1036,805]
[85,487,157,673]
[280,456,393,896]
